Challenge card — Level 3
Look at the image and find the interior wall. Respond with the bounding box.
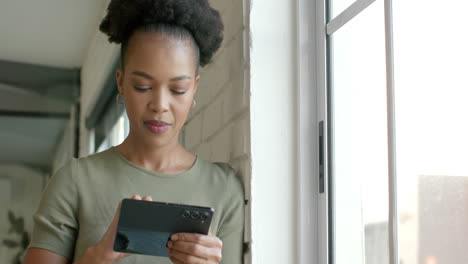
[249,0,305,263]
[0,165,45,264]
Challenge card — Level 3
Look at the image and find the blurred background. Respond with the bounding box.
[0,1,108,262]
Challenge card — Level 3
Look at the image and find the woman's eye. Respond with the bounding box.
[171,90,187,95]
[134,87,150,92]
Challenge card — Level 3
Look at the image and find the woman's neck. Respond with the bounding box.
[115,133,196,174]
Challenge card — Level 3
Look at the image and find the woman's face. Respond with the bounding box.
[117,31,199,148]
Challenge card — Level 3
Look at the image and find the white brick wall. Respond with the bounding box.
[182,0,251,262]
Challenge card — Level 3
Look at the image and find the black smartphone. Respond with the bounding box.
[113,198,214,257]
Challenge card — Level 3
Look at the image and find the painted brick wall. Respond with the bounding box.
[181,0,251,262]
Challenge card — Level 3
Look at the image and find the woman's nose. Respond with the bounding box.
[148,88,169,113]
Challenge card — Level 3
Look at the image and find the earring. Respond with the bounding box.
[116,93,125,104]
[191,100,197,109]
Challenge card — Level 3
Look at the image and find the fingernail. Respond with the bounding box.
[167,241,173,248]
[171,234,179,241]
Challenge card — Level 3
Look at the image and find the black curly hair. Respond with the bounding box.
[99,0,224,70]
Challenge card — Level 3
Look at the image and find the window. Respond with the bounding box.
[327,0,389,263]
[321,0,468,263]
[394,0,468,263]
[96,112,129,153]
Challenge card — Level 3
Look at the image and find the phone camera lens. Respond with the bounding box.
[190,212,200,219]
[200,212,209,220]
[182,210,190,218]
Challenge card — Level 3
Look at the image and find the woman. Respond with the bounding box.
[23,0,244,263]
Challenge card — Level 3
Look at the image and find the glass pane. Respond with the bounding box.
[394,1,468,263]
[329,1,388,263]
[96,113,129,153]
[330,0,357,19]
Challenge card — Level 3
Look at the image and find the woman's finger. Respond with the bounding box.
[142,195,153,201]
[131,194,142,200]
[168,240,213,260]
[93,200,132,261]
[168,247,207,264]
[103,201,122,239]
[169,255,185,264]
[171,233,223,248]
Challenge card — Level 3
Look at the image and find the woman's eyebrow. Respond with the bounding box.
[131,71,190,82]
[132,71,154,80]
[170,75,191,82]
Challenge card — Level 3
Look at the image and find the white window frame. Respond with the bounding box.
[316,0,398,263]
[315,0,330,262]
[249,0,319,263]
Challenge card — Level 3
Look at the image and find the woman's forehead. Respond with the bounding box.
[124,31,197,77]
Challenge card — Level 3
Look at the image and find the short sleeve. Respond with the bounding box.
[216,165,245,264]
[29,158,79,260]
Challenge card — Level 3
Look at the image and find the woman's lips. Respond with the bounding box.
[144,120,171,134]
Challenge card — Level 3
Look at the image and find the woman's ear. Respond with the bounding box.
[116,68,124,95]
[193,75,200,95]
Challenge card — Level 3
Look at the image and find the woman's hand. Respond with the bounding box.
[76,194,152,264]
[167,231,223,264]
[115,195,223,264]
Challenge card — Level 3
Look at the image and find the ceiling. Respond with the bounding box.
[0,0,108,170]
[0,0,107,68]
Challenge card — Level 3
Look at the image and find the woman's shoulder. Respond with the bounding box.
[58,147,117,172]
[196,158,234,178]
[196,158,244,194]
[52,148,118,180]
[77,147,118,164]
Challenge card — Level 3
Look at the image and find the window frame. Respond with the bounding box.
[317,0,398,263]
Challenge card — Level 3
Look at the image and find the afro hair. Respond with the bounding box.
[99,0,224,67]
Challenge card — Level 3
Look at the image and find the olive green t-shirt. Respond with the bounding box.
[29,147,244,264]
